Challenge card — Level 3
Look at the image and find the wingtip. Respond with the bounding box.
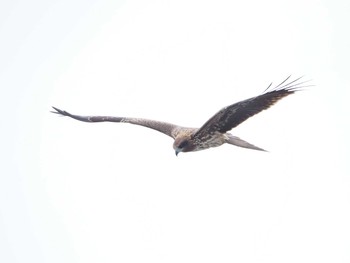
[51,106,59,114]
[264,75,313,93]
[51,106,69,116]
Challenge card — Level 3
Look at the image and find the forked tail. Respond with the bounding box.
[226,135,267,152]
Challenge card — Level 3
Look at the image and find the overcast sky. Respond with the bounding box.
[1,0,349,262]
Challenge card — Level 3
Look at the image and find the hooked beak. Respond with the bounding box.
[175,149,180,156]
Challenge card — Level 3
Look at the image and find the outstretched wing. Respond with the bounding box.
[193,76,309,140]
[51,107,181,139]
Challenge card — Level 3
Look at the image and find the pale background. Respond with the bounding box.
[1,0,349,262]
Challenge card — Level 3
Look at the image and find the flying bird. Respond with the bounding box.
[52,76,308,155]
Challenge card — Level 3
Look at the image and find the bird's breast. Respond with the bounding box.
[192,132,227,151]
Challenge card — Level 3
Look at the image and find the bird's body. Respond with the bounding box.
[52,76,308,155]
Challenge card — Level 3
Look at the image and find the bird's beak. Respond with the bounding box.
[175,150,180,156]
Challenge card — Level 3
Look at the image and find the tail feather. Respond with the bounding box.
[226,135,267,152]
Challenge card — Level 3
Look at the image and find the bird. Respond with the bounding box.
[52,76,308,156]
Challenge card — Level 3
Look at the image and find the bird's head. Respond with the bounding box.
[173,135,194,156]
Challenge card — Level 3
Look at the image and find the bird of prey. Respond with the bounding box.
[52,76,307,156]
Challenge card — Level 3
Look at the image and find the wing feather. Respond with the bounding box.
[193,76,309,140]
[51,107,181,139]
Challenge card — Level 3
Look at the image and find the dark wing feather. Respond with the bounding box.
[51,107,181,139]
[193,76,309,140]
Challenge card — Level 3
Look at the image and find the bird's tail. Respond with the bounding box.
[226,135,267,152]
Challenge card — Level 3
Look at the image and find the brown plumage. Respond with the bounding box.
[52,76,309,155]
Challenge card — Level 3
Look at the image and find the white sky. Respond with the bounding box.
[1,0,349,262]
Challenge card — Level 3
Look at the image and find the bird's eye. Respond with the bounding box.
[179,140,188,149]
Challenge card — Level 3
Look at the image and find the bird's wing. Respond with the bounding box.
[51,107,182,139]
[193,76,309,140]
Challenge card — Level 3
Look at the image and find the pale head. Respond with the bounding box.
[173,133,194,156]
